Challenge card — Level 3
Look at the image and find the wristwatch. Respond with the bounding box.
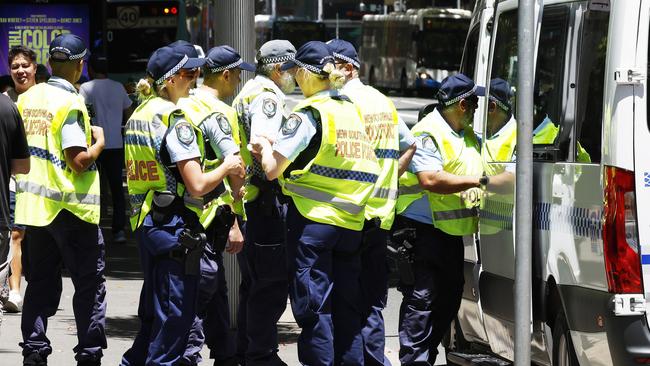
[479,175,490,186]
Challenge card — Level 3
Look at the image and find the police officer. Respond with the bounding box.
[120,46,245,366]
[250,41,381,366]
[326,38,417,366]
[177,44,254,366]
[394,74,484,366]
[15,34,107,366]
[169,40,201,90]
[232,39,296,366]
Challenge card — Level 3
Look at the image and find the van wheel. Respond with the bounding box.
[553,313,580,366]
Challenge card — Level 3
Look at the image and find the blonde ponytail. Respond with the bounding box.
[136,77,155,102]
[323,63,346,90]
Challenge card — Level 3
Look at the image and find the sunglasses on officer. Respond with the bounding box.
[178,68,198,79]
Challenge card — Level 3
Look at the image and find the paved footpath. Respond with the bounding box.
[0,226,444,365]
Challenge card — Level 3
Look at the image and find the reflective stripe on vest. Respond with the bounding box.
[372,186,398,200]
[282,182,364,215]
[17,180,101,205]
[433,207,479,221]
[279,92,381,231]
[345,83,400,229]
[15,82,100,226]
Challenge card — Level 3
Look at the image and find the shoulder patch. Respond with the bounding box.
[175,122,195,145]
[282,114,302,135]
[215,113,232,135]
[262,98,277,118]
[421,135,436,152]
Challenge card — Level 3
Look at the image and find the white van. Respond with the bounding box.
[447,0,650,365]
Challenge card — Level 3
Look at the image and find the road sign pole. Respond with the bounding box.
[515,0,534,364]
[213,0,255,328]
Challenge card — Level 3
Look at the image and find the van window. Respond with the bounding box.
[460,25,480,78]
[488,10,518,99]
[532,5,570,152]
[484,10,517,162]
[574,7,609,163]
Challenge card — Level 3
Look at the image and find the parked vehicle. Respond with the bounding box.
[359,7,471,96]
[448,0,650,365]
[254,15,328,50]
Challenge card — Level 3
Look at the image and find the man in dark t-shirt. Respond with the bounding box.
[0,93,30,307]
[0,94,30,229]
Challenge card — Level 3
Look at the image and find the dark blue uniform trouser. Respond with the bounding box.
[184,246,235,363]
[20,209,107,362]
[394,216,464,366]
[360,224,392,366]
[286,202,364,366]
[236,195,288,365]
[120,213,200,366]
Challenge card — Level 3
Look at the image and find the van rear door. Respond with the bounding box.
[632,0,650,323]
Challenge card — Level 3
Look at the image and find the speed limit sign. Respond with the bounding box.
[117,6,139,28]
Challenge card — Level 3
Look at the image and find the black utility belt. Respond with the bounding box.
[158,247,186,261]
[151,191,199,227]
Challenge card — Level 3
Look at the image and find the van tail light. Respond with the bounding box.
[603,166,642,294]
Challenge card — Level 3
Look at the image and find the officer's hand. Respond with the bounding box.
[91,126,105,145]
[233,186,246,201]
[249,135,271,156]
[257,133,275,145]
[226,223,244,254]
[224,154,245,178]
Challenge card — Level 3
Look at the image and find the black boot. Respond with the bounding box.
[23,353,47,366]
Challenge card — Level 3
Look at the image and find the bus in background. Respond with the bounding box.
[323,19,362,49]
[255,15,328,50]
[105,0,184,82]
[359,7,471,96]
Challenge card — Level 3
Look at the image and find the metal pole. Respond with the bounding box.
[213,0,255,328]
[514,0,534,364]
[271,0,276,17]
[318,0,324,21]
[336,13,339,39]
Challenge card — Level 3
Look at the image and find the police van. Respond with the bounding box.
[447,0,650,365]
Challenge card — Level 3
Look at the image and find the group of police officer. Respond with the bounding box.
[12,32,489,366]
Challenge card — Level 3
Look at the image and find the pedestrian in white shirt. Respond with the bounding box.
[79,54,133,243]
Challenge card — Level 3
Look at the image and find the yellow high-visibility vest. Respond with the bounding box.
[279,93,381,231]
[15,82,100,226]
[179,91,243,221]
[232,79,278,203]
[124,96,206,230]
[396,110,483,235]
[344,82,400,230]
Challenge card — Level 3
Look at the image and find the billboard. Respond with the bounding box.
[0,4,89,76]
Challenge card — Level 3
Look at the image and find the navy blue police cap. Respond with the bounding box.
[147,46,205,85]
[205,45,255,73]
[49,34,89,61]
[437,73,485,107]
[326,39,360,69]
[169,40,200,59]
[489,78,514,112]
[280,41,335,75]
